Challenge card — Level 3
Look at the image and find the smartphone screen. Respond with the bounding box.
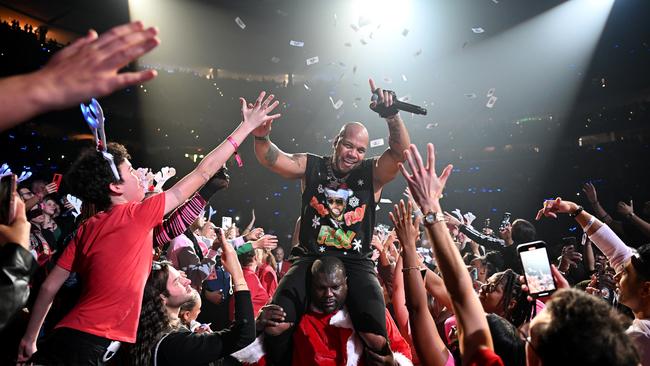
[0,174,17,225]
[221,216,232,230]
[518,241,557,297]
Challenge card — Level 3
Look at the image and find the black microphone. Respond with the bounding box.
[371,90,427,115]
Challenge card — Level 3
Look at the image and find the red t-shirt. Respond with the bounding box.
[56,193,165,343]
[468,348,505,366]
[256,263,278,299]
[230,267,269,320]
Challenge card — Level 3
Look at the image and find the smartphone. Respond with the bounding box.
[499,212,511,231]
[221,216,232,230]
[0,174,17,225]
[517,240,557,297]
[52,173,63,190]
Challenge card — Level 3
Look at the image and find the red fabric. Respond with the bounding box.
[231,267,269,320]
[277,260,291,280]
[291,309,412,366]
[55,193,165,343]
[257,263,278,298]
[467,348,505,366]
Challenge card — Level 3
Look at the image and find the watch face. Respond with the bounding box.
[425,213,435,224]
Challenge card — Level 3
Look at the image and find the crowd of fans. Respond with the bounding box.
[0,17,649,366]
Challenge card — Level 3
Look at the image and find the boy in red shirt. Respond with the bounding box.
[17,91,281,364]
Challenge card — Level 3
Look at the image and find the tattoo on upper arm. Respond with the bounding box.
[265,144,280,166]
[289,153,304,168]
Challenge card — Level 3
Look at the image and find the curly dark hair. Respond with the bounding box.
[64,142,130,213]
[495,269,534,327]
[535,288,639,366]
[124,262,177,366]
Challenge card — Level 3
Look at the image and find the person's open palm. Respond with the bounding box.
[240,91,281,131]
[398,144,453,213]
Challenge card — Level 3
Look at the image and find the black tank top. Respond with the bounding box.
[298,154,376,259]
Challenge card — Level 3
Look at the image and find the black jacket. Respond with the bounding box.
[0,243,36,331]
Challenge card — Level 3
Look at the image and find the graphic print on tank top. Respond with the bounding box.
[299,154,376,258]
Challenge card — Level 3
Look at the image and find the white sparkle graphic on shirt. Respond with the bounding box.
[352,239,362,252]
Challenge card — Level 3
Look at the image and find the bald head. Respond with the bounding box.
[331,122,369,174]
[336,122,368,144]
[310,257,348,314]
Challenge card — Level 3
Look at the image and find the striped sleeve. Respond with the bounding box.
[154,193,207,248]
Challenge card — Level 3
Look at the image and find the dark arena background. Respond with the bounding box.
[2,0,650,257]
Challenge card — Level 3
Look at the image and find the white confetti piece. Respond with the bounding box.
[472,27,485,34]
[235,17,246,29]
[370,138,385,148]
[329,96,343,110]
[486,96,498,108]
[306,56,319,65]
[487,88,495,97]
[270,56,280,63]
[289,40,304,47]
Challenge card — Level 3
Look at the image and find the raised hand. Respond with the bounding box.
[398,144,453,214]
[253,234,278,250]
[369,78,398,118]
[559,245,583,272]
[240,91,281,132]
[389,200,421,251]
[245,227,264,241]
[616,200,633,216]
[0,193,30,248]
[38,21,159,109]
[535,197,579,220]
[252,119,274,138]
[582,182,598,204]
[444,212,462,228]
[213,230,243,279]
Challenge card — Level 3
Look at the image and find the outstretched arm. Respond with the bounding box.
[369,78,411,190]
[0,21,159,132]
[400,144,493,365]
[252,120,306,180]
[582,183,624,234]
[164,92,280,214]
[617,200,650,239]
[391,200,450,366]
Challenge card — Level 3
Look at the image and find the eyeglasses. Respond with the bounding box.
[480,281,499,294]
[327,198,345,205]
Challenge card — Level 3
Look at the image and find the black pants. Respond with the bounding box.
[31,327,115,366]
[264,255,387,365]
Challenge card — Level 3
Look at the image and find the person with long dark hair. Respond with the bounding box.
[126,230,254,366]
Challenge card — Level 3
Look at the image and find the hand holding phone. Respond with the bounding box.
[0,181,30,249]
[0,174,17,226]
[51,173,63,191]
[518,240,557,297]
